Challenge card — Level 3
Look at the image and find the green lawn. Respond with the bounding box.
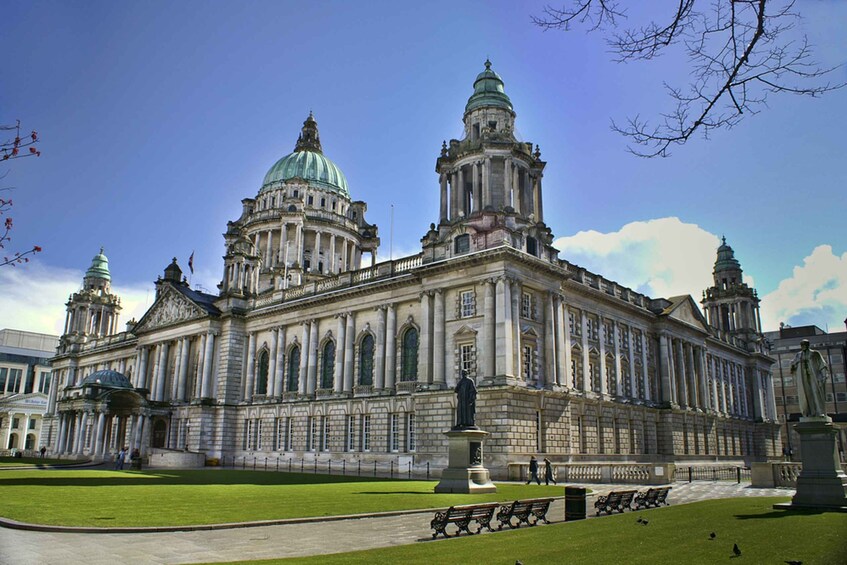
[0,468,562,527]
[216,497,847,565]
[0,456,67,467]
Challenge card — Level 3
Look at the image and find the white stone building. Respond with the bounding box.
[44,62,782,475]
[0,329,59,453]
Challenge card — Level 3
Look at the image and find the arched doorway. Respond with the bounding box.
[7,434,18,449]
[152,419,168,448]
[25,433,36,450]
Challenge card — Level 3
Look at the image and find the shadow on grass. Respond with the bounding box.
[0,470,406,488]
[735,508,830,520]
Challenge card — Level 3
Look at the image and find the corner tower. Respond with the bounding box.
[61,248,122,342]
[423,61,556,264]
[701,237,764,351]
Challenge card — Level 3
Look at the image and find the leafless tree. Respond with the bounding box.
[533,1,844,156]
[1,120,42,266]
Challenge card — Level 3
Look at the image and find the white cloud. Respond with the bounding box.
[760,245,847,332]
[0,261,154,335]
[553,217,720,300]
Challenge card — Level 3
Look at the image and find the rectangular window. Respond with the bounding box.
[242,419,249,450]
[536,411,542,452]
[308,416,317,452]
[587,318,598,341]
[523,345,533,379]
[256,419,263,450]
[836,392,847,402]
[322,416,330,452]
[619,326,629,350]
[407,413,416,452]
[347,415,356,452]
[460,343,475,376]
[38,371,52,394]
[7,369,22,394]
[569,311,581,336]
[390,413,399,452]
[0,368,7,393]
[521,292,532,319]
[285,417,293,451]
[604,321,615,347]
[362,414,371,452]
[29,418,37,430]
[460,290,475,318]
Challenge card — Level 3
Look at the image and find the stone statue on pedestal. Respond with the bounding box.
[791,339,829,418]
[454,370,477,429]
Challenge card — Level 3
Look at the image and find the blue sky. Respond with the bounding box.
[1,1,845,335]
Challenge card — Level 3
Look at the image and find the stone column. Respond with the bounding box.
[433,290,445,387]
[456,167,465,217]
[686,343,698,408]
[314,230,322,273]
[307,320,318,394]
[472,161,480,214]
[503,158,511,209]
[544,292,556,388]
[266,229,274,268]
[581,313,591,393]
[274,328,286,397]
[598,319,608,395]
[439,173,448,222]
[659,333,672,403]
[559,298,571,389]
[335,315,346,393]
[511,280,521,380]
[674,339,691,408]
[245,332,257,400]
[196,334,207,398]
[344,314,355,391]
[329,234,337,274]
[483,279,496,379]
[201,331,216,399]
[495,278,514,378]
[94,412,106,456]
[627,329,636,398]
[720,361,729,415]
[149,345,161,400]
[385,304,396,390]
[140,415,151,457]
[696,347,708,411]
[279,223,288,264]
[419,292,432,383]
[483,157,491,208]
[296,223,304,267]
[375,306,387,389]
[268,329,279,397]
[76,411,89,455]
[159,341,171,401]
[177,337,190,402]
[613,323,623,396]
[56,413,68,454]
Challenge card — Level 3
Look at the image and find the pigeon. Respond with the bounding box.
[637,517,644,524]
[733,543,742,557]
[709,532,716,540]
[641,519,649,525]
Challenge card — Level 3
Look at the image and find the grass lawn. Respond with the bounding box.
[0,468,561,527]
[0,456,67,467]
[215,497,847,565]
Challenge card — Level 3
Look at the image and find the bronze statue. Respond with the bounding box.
[454,370,477,429]
[790,339,830,418]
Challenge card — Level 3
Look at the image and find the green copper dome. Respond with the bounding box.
[261,114,349,197]
[85,247,111,281]
[465,59,513,114]
[714,236,742,273]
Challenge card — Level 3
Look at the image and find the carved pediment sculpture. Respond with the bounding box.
[135,288,205,332]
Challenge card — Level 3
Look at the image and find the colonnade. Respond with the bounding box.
[251,223,363,275]
[439,158,543,222]
[703,300,763,334]
[63,304,119,337]
[134,331,217,402]
[54,410,151,457]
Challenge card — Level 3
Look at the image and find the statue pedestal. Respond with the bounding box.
[776,417,847,511]
[434,428,497,494]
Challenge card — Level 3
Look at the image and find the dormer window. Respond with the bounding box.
[472,123,480,141]
[454,234,470,254]
[488,120,497,131]
[320,197,326,208]
[293,190,299,198]
[308,195,314,205]
[526,237,538,256]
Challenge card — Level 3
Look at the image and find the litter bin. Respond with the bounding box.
[565,486,587,521]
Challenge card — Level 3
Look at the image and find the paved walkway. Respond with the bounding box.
[0,482,793,565]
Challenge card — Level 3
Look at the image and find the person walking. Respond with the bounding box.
[526,455,541,485]
[544,457,557,485]
[114,447,126,470]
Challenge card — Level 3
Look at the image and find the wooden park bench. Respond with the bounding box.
[593,489,638,515]
[633,486,672,510]
[430,503,499,538]
[496,498,554,529]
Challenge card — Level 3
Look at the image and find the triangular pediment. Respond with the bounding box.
[133,286,206,333]
[662,295,710,333]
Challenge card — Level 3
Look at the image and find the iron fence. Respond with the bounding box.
[218,455,433,480]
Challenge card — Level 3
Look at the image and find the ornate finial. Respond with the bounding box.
[484,58,492,70]
[534,145,541,159]
[172,257,178,263]
[294,112,323,153]
[99,246,105,254]
[441,140,448,156]
[721,235,726,245]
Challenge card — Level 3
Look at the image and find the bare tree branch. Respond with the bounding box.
[1,120,42,266]
[534,0,845,156]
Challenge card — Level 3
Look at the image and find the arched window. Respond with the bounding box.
[359,334,374,386]
[401,328,418,382]
[454,234,470,254]
[321,341,336,389]
[287,346,301,393]
[256,350,269,395]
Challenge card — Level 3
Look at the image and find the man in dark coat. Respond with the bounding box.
[527,455,540,484]
[454,370,477,429]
